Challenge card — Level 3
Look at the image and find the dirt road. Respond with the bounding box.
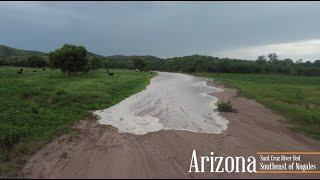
[22,72,320,178]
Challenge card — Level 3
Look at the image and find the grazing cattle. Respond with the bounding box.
[17,71,22,74]
[108,72,114,76]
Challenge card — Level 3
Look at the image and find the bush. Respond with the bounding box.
[27,56,48,67]
[83,64,90,73]
[88,57,102,70]
[216,99,237,112]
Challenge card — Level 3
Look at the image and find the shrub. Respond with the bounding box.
[216,99,237,112]
[27,56,48,67]
[83,64,90,73]
[88,57,102,70]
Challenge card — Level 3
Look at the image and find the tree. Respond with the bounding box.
[297,59,303,64]
[256,55,267,65]
[268,53,278,63]
[103,61,110,69]
[89,57,102,70]
[305,61,312,66]
[49,44,88,77]
[103,60,110,72]
[0,58,7,66]
[133,58,146,71]
[314,60,320,66]
[283,58,294,65]
[13,58,27,67]
[27,55,48,67]
[165,60,177,72]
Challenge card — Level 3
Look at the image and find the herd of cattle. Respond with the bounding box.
[17,68,55,74]
[16,68,153,76]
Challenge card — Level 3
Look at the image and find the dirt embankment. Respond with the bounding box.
[22,81,320,179]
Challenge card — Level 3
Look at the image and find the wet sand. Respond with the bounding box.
[94,72,229,135]
[22,75,320,179]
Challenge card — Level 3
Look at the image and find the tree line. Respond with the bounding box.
[106,53,320,76]
[0,55,48,67]
[1,44,320,76]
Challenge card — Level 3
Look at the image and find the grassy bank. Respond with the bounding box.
[0,67,155,178]
[195,73,320,140]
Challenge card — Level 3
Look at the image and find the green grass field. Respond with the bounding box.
[0,67,154,178]
[195,73,320,140]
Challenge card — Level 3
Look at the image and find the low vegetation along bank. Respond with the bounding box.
[195,73,320,140]
[2,44,320,77]
[0,67,155,178]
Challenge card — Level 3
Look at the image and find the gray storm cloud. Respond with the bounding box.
[1,1,320,61]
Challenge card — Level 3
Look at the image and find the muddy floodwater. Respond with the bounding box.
[94,72,229,135]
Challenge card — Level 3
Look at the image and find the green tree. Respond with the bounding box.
[89,57,102,70]
[165,60,177,72]
[13,58,27,67]
[296,59,303,64]
[305,61,312,66]
[282,58,294,66]
[0,58,6,66]
[268,53,279,63]
[133,58,146,71]
[256,55,267,65]
[27,55,48,67]
[49,44,88,77]
[103,61,110,69]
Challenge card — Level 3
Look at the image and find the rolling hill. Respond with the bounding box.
[0,45,161,62]
[0,45,46,60]
[107,55,161,61]
[0,45,107,61]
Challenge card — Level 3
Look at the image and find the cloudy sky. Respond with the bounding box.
[1,1,320,61]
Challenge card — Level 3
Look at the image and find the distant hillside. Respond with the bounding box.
[0,45,107,61]
[0,44,163,64]
[87,51,106,59]
[107,55,161,60]
[0,45,46,60]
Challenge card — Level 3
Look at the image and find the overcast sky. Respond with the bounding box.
[1,1,320,61]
